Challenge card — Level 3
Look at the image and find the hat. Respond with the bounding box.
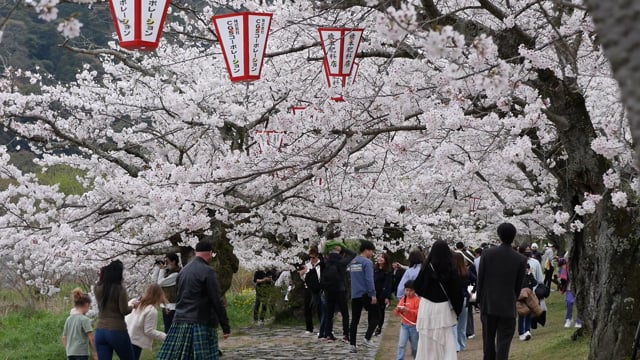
[531,243,538,250]
[325,240,344,253]
[195,241,213,252]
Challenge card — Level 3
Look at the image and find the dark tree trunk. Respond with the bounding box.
[532,70,640,359]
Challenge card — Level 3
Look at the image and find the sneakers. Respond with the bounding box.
[304,330,313,336]
[363,338,375,348]
[326,335,337,342]
[575,322,582,328]
[349,345,357,353]
[519,331,531,341]
[467,334,475,339]
[564,319,572,328]
[374,328,382,336]
[341,335,349,343]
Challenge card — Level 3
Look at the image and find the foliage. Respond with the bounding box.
[36,164,87,195]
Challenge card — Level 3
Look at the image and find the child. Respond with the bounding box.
[62,288,97,360]
[125,284,167,360]
[394,280,420,360]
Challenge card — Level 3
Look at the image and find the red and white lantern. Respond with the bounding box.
[255,130,284,154]
[318,28,364,77]
[469,196,481,212]
[212,12,273,82]
[323,61,359,102]
[108,0,171,50]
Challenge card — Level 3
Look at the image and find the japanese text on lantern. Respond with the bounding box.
[318,28,363,77]
[141,0,168,42]
[114,0,134,41]
[227,19,242,73]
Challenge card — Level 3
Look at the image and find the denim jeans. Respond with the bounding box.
[454,297,468,351]
[396,323,418,360]
[68,356,88,360]
[95,329,134,360]
[518,314,531,335]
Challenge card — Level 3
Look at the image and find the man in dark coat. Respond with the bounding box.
[477,223,527,360]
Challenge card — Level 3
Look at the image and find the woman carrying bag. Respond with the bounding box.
[414,240,464,360]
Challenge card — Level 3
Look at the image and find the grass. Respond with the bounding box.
[35,164,87,195]
[0,288,257,360]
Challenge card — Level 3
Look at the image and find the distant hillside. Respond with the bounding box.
[0,2,113,82]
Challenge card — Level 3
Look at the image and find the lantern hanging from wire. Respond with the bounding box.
[469,196,481,213]
[212,12,273,82]
[107,0,171,50]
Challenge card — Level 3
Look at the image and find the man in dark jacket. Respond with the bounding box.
[477,223,527,360]
[302,248,325,336]
[320,241,356,342]
[157,241,230,360]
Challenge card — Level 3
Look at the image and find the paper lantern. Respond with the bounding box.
[212,12,273,82]
[323,61,359,102]
[255,130,283,154]
[469,196,481,212]
[318,28,364,77]
[108,0,171,50]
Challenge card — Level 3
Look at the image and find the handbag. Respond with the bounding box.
[535,283,550,299]
[467,284,477,303]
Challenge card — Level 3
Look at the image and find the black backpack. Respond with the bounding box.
[320,261,341,291]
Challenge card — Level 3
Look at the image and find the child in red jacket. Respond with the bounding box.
[394,280,420,359]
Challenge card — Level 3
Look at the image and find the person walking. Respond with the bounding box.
[414,240,463,360]
[477,223,527,360]
[252,267,273,325]
[63,288,97,360]
[348,240,378,353]
[452,251,475,352]
[302,248,325,336]
[320,241,356,343]
[396,250,425,298]
[125,284,167,360]
[394,280,420,360]
[94,260,135,360]
[373,252,393,336]
[153,253,181,332]
[541,244,555,290]
[156,241,230,360]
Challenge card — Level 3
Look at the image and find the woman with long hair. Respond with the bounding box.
[373,252,393,336]
[452,251,475,352]
[126,284,168,359]
[94,260,134,360]
[414,240,463,360]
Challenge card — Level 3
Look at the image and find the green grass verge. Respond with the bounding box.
[0,290,256,360]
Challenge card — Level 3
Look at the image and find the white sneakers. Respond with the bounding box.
[518,331,532,341]
[564,319,572,328]
[575,322,582,328]
[363,338,375,348]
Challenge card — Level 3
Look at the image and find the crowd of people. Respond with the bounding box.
[60,226,580,360]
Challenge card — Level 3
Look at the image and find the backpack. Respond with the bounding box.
[320,261,341,291]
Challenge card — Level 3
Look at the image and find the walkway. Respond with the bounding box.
[219,317,379,359]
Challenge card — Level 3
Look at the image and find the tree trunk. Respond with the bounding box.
[534,70,640,358]
[572,205,640,359]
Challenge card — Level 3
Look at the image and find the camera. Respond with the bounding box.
[155,259,166,266]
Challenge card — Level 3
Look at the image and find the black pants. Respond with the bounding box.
[303,288,322,332]
[375,300,387,331]
[162,309,175,333]
[466,303,475,336]
[323,291,349,339]
[349,296,379,346]
[543,266,555,289]
[481,313,516,360]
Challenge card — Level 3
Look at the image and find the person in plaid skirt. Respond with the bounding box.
[157,241,230,360]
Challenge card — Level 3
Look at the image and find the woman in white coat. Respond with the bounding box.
[126,284,167,360]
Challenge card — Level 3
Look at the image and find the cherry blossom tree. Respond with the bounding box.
[1,0,639,357]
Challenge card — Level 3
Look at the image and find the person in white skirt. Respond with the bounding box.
[414,240,464,360]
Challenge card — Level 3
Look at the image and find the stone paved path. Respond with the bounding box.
[219,317,380,359]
